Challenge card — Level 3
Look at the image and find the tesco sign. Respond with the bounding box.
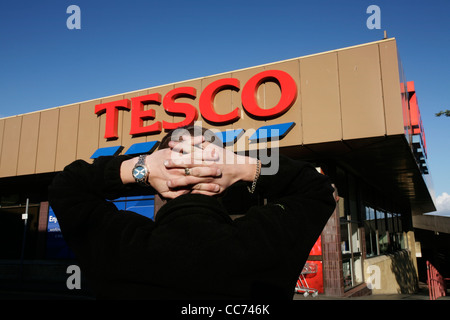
[95,70,298,139]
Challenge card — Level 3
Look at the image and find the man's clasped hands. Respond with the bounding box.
[121,134,258,200]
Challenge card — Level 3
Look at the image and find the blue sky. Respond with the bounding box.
[1,0,449,215]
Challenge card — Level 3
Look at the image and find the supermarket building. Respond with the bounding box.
[0,38,436,297]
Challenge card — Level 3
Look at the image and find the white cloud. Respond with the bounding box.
[432,192,450,217]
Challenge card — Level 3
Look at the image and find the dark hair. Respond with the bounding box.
[158,125,222,150]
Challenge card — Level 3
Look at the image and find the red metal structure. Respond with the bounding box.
[427,261,448,300]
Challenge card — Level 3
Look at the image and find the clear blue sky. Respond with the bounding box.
[1,0,449,215]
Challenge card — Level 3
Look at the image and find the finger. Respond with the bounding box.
[164,152,219,167]
[160,189,190,199]
[167,175,216,189]
[190,190,217,196]
[168,140,188,154]
[171,134,205,145]
[169,140,197,155]
[197,145,219,162]
[165,149,196,166]
[165,163,222,180]
[182,134,205,145]
[189,166,222,177]
[169,136,205,153]
[178,148,219,163]
[192,183,221,194]
[164,153,197,167]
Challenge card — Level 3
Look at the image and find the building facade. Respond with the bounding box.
[0,38,435,297]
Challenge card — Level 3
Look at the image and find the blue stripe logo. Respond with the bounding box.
[90,146,123,159]
[124,141,159,155]
[248,122,295,143]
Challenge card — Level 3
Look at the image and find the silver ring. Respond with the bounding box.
[184,168,191,176]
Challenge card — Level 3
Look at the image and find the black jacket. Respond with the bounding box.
[48,154,335,299]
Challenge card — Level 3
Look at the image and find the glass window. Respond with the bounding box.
[398,212,403,232]
[342,259,352,291]
[363,205,408,256]
[396,212,407,250]
[387,211,394,233]
[392,212,398,233]
[340,217,352,291]
[376,209,388,254]
[350,220,363,286]
[340,216,363,290]
[346,175,363,288]
[364,206,377,257]
[386,211,394,252]
[336,168,365,291]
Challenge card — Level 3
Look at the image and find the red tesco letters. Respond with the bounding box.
[94,99,131,139]
[130,93,162,136]
[95,70,297,139]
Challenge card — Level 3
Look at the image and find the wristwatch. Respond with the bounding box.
[132,154,150,186]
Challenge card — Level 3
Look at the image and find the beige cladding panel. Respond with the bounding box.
[300,52,342,144]
[77,100,100,161]
[0,120,4,166]
[338,44,386,140]
[379,40,404,135]
[55,104,80,171]
[0,116,22,177]
[36,109,59,174]
[17,112,40,175]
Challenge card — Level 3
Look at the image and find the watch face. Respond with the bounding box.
[133,165,147,180]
